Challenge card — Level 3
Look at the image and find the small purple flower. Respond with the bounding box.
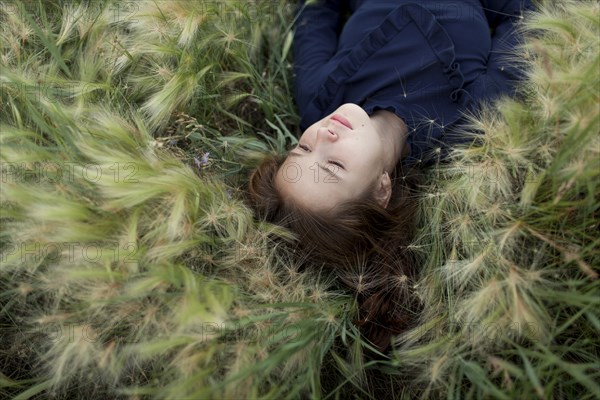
[193,152,210,170]
[201,152,210,165]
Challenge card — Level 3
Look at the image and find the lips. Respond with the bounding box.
[331,114,353,129]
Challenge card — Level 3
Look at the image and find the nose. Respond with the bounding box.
[316,126,338,143]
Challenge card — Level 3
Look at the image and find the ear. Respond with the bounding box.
[374,172,392,208]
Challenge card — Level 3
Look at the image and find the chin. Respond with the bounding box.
[338,103,370,121]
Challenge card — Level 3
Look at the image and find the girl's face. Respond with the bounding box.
[275,103,391,212]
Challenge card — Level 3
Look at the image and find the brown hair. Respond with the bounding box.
[245,153,424,352]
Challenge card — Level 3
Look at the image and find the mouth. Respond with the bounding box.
[330,114,353,129]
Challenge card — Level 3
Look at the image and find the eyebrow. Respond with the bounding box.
[287,152,343,182]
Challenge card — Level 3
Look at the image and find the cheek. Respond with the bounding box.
[347,141,383,170]
[349,134,380,156]
[300,123,319,141]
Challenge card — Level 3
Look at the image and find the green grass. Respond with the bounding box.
[1,0,599,399]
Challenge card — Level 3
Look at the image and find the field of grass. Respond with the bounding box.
[1,0,598,398]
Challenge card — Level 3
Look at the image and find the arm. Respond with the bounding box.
[294,0,346,117]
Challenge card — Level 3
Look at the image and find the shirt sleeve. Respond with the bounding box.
[293,1,346,118]
[476,0,535,98]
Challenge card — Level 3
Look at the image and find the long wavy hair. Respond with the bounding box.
[245,153,425,351]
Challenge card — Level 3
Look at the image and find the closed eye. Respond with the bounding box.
[329,160,344,170]
[296,144,344,170]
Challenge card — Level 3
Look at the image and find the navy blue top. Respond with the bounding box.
[294,0,534,165]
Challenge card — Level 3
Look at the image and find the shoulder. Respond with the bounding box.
[301,3,473,127]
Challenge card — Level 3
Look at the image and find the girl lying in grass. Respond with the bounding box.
[247,0,534,351]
